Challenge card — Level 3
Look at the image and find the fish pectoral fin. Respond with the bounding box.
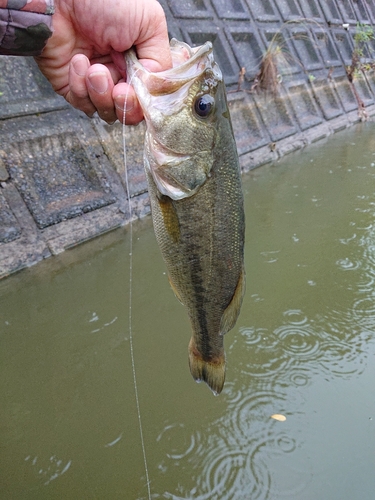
[168,275,184,305]
[157,194,180,243]
[220,266,246,335]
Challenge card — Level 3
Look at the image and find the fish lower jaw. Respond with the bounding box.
[188,338,226,396]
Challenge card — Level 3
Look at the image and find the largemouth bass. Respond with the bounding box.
[126,40,245,395]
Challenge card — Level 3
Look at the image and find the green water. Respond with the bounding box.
[2,124,375,499]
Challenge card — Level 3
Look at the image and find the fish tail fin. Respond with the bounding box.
[188,338,226,396]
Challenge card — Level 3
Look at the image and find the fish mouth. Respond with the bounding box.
[125,40,221,101]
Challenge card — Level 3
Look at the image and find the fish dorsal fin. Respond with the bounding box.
[220,267,246,335]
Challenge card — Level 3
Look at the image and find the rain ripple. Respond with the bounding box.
[312,306,374,378]
[161,385,305,500]
[336,258,361,271]
[352,296,375,330]
[157,423,196,461]
[239,303,372,387]
[199,447,269,500]
[225,389,287,440]
[275,324,320,361]
[240,310,322,383]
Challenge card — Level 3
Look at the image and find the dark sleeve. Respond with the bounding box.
[0,1,54,56]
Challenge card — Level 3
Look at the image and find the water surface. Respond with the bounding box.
[1,124,375,499]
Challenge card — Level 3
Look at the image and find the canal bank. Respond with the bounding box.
[1,0,375,276]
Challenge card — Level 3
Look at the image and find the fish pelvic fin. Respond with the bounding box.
[220,266,246,335]
[168,275,184,305]
[188,337,225,395]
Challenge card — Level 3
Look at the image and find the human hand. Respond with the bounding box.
[34,0,172,124]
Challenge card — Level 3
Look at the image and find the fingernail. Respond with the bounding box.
[88,72,109,94]
[72,56,88,77]
[115,94,135,113]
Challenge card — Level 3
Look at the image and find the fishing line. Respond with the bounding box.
[121,67,152,500]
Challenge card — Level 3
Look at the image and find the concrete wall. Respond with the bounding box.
[1,0,375,277]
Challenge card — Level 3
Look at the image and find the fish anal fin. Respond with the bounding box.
[220,267,246,335]
[188,338,226,395]
[157,194,180,243]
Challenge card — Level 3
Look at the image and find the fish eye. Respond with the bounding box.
[194,94,215,118]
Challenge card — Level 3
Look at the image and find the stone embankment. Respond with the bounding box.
[1,0,375,276]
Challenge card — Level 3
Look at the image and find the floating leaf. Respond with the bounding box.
[271,414,286,422]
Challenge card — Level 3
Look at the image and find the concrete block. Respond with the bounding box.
[319,0,343,25]
[276,0,304,21]
[291,28,323,71]
[347,109,362,123]
[311,79,344,119]
[245,0,279,22]
[315,31,342,67]
[92,119,147,199]
[165,0,214,19]
[0,158,9,182]
[305,122,331,143]
[364,71,375,95]
[276,135,306,156]
[354,75,374,106]
[332,29,354,65]
[334,75,359,112]
[299,0,325,21]
[352,0,371,23]
[365,103,375,117]
[3,133,116,229]
[286,82,323,130]
[239,144,276,172]
[212,0,250,20]
[0,57,68,119]
[336,0,357,23]
[328,115,350,132]
[43,204,125,255]
[183,24,239,84]
[0,189,21,243]
[254,93,298,141]
[227,28,264,80]
[363,0,375,23]
[0,183,50,278]
[228,94,269,154]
